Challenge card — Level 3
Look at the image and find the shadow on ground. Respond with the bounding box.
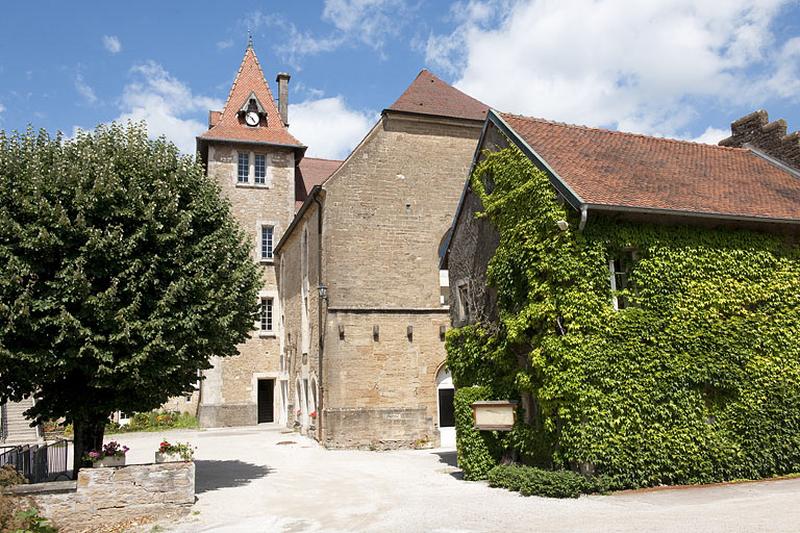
[434,450,458,468]
[195,460,273,494]
[433,450,464,480]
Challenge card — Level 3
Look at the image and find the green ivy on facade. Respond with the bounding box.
[446,146,800,489]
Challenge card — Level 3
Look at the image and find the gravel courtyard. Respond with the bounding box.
[118,425,800,532]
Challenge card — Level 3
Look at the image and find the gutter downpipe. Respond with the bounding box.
[312,193,325,444]
[578,205,588,232]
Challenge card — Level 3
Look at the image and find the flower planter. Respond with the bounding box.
[93,455,126,468]
[155,452,185,463]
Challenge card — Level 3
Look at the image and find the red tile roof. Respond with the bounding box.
[499,112,800,222]
[387,69,489,122]
[199,46,304,148]
[295,157,342,209]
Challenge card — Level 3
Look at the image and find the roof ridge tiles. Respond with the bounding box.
[499,112,747,152]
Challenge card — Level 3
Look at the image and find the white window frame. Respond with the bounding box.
[260,225,274,261]
[260,297,274,333]
[237,151,249,183]
[235,151,271,188]
[256,290,279,337]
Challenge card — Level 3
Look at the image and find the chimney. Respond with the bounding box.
[276,72,290,126]
[719,109,800,170]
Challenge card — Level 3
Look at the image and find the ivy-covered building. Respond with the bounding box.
[441,109,800,487]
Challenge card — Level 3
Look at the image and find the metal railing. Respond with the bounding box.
[0,439,71,483]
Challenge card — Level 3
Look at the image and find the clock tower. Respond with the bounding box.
[195,41,305,427]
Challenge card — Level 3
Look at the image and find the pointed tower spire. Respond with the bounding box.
[197,43,304,149]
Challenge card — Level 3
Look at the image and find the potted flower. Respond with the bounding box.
[155,440,195,463]
[84,441,129,468]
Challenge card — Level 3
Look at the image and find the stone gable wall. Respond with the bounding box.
[277,114,482,448]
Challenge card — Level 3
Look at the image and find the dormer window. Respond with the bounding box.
[239,93,266,127]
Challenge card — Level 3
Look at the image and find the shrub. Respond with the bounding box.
[488,464,592,499]
[0,464,27,487]
[0,497,56,532]
[454,386,502,480]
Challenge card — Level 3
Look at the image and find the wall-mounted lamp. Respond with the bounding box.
[373,325,380,342]
[338,324,345,340]
[407,325,413,342]
[318,285,328,300]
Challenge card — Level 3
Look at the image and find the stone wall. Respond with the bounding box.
[276,200,322,437]
[322,310,450,449]
[446,121,508,328]
[5,462,194,531]
[275,112,482,448]
[324,407,432,449]
[199,141,296,427]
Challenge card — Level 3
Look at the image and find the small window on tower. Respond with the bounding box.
[254,154,266,184]
[260,225,273,260]
[237,152,249,183]
[260,297,274,332]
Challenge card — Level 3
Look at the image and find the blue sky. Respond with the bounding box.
[1,1,799,159]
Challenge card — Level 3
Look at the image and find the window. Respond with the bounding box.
[260,297,274,332]
[237,152,249,183]
[260,225,273,260]
[609,251,636,310]
[254,154,266,184]
[456,281,470,322]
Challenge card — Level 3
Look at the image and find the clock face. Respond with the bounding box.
[245,111,260,127]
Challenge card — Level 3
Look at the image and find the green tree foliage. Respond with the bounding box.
[0,124,261,473]
[447,145,800,489]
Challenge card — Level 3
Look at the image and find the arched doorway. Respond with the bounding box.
[436,366,456,448]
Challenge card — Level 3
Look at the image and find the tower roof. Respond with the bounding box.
[385,69,489,122]
[198,45,304,148]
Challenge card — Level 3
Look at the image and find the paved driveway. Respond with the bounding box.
[118,425,800,532]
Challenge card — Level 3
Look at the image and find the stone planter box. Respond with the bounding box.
[154,452,185,463]
[93,455,126,468]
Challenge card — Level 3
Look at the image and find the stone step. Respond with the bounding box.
[2,398,41,445]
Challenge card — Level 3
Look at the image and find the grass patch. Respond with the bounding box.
[106,411,199,434]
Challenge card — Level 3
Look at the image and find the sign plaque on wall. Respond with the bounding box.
[471,400,518,431]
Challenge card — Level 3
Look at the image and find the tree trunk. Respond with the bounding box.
[72,414,107,479]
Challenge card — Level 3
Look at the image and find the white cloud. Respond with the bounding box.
[322,0,409,51]
[689,126,730,145]
[0,102,5,114]
[217,38,234,50]
[102,35,122,54]
[115,61,223,154]
[248,2,410,67]
[288,96,374,159]
[75,73,97,104]
[426,0,797,138]
[248,12,344,69]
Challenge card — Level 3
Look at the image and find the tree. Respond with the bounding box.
[0,123,261,474]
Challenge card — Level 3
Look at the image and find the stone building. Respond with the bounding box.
[443,109,800,326]
[193,43,340,427]
[274,70,488,448]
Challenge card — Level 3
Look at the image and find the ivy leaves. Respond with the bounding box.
[447,145,800,488]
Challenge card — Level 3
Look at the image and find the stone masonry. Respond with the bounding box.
[198,142,295,427]
[720,109,800,169]
[6,462,195,531]
[277,91,486,448]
